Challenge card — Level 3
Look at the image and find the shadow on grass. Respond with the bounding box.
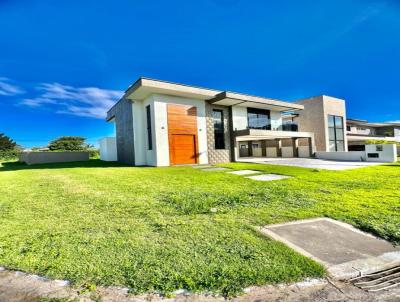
[0,159,131,171]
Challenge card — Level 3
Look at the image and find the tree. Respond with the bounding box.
[48,136,88,151]
[0,133,17,151]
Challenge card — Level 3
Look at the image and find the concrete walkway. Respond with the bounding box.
[238,157,382,170]
[260,218,400,280]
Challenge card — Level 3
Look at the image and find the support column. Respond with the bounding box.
[247,141,253,157]
[228,107,236,162]
[276,139,282,157]
[292,138,299,158]
[308,137,313,157]
[261,140,267,157]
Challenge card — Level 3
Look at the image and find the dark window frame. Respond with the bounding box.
[146,105,152,150]
[213,109,225,149]
[328,115,344,152]
[247,108,271,130]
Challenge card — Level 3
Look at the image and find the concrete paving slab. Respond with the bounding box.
[246,174,291,181]
[227,170,261,175]
[201,167,230,172]
[192,165,214,169]
[238,157,382,170]
[259,218,400,280]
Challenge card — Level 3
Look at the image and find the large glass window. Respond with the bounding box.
[146,105,152,150]
[213,109,225,149]
[247,108,271,130]
[328,115,344,151]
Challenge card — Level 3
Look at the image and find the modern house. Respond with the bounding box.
[347,119,400,152]
[104,78,351,166]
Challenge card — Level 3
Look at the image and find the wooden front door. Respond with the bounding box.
[170,134,197,164]
[167,104,198,165]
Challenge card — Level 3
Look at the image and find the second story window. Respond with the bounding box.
[146,105,152,150]
[247,108,271,130]
[213,109,225,149]
[328,115,344,152]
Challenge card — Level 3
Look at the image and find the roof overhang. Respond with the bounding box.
[124,78,219,101]
[234,129,313,141]
[347,134,399,142]
[208,91,304,112]
[347,118,400,128]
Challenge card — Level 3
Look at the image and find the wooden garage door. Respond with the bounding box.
[167,104,198,165]
[170,134,197,164]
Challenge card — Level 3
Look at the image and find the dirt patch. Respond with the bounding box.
[1,267,399,302]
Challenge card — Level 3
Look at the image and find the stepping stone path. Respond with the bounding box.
[192,165,213,169]
[246,174,291,181]
[201,167,230,172]
[196,166,291,182]
[227,170,260,175]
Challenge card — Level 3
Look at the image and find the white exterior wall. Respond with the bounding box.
[232,106,248,130]
[298,146,311,158]
[315,144,396,162]
[152,94,208,166]
[99,137,117,161]
[266,147,277,157]
[394,128,400,139]
[365,144,397,162]
[315,151,365,161]
[281,147,294,157]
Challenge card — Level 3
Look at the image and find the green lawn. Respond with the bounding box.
[0,160,399,296]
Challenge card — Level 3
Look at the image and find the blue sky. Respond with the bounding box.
[1,0,399,147]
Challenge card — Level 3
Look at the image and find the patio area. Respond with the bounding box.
[237,157,383,170]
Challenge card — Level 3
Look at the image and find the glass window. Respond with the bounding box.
[328,128,335,140]
[328,115,335,128]
[336,141,345,152]
[335,128,344,140]
[247,108,271,130]
[146,105,152,150]
[328,115,344,152]
[335,116,343,128]
[213,109,225,149]
[329,141,336,152]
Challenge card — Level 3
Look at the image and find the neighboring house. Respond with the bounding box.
[105,78,349,166]
[346,119,400,152]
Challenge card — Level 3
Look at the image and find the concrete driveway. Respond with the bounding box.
[238,157,382,170]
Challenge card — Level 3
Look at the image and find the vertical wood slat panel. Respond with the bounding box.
[167,104,199,165]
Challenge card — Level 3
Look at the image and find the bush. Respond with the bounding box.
[366,139,400,147]
[48,136,88,151]
[0,149,20,161]
[88,148,100,159]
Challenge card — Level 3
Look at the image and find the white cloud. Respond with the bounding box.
[386,120,400,123]
[0,77,25,96]
[21,83,123,119]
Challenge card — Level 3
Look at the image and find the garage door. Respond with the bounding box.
[170,134,197,165]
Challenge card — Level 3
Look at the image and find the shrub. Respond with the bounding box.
[0,149,20,161]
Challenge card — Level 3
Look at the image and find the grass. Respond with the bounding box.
[0,160,399,297]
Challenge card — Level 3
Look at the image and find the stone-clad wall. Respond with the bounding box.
[205,103,231,164]
[109,97,135,165]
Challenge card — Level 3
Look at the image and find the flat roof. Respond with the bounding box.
[208,91,304,112]
[347,118,400,127]
[121,77,304,112]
